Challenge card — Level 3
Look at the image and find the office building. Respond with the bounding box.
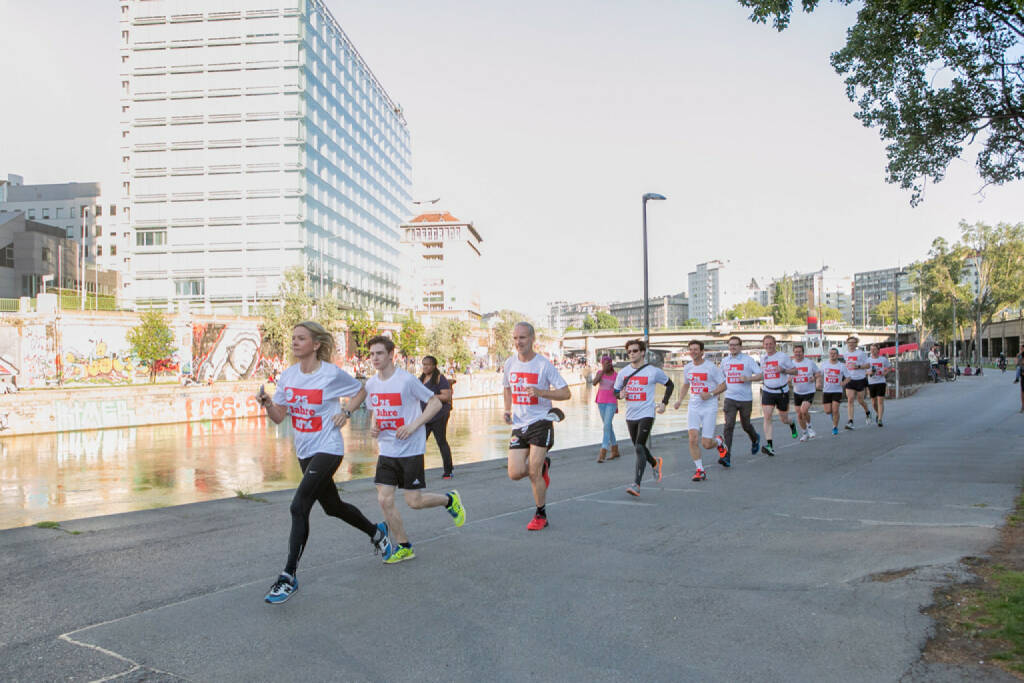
[400,209,483,316]
[547,300,609,333]
[853,266,916,326]
[608,293,688,329]
[121,0,411,311]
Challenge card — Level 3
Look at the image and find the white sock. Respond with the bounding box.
[694,459,703,471]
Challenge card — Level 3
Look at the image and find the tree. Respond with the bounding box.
[258,266,343,357]
[957,221,1024,365]
[870,293,915,326]
[127,310,175,382]
[726,299,771,320]
[594,311,620,329]
[425,319,472,370]
[772,278,801,325]
[910,237,971,348]
[345,310,378,360]
[582,314,597,331]
[489,310,532,363]
[394,313,425,362]
[738,1,1024,204]
[798,304,843,323]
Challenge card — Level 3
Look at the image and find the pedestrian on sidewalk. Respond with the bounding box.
[592,355,620,462]
[419,355,454,479]
[256,321,390,605]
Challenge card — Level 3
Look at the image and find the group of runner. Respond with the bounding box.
[606,334,893,494]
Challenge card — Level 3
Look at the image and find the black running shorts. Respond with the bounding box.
[846,378,868,392]
[509,420,554,450]
[374,454,426,489]
[822,391,843,404]
[868,382,887,398]
[794,392,815,407]
[760,389,790,411]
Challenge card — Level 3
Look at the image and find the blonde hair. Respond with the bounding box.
[294,321,335,362]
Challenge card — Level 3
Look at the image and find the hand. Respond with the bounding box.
[526,386,542,398]
[672,400,682,410]
[503,411,513,425]
[740,374,751,383]
[656,403,666,415]
[371,423,380,438]
[332,413,349,428]
[256,392,272,408]
[395,425,413,440]
[700,392,713,401]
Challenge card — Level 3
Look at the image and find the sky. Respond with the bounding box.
[2,0,1023,323]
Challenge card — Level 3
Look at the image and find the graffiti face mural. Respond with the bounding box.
[192,322,277,382]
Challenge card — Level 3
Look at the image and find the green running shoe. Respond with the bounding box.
[446,490,466,527]
[384,546,415,564]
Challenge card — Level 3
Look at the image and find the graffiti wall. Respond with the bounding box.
[191,321,278,382]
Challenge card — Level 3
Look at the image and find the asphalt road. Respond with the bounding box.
[2,372,1023,682]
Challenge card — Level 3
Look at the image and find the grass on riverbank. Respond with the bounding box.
[924,490,1024,676]
[33,521,81,535]
[234,490,269,504]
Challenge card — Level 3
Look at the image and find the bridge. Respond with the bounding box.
[560,325,894,360]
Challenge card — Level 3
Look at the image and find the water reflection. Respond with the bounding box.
[0,372,771,529]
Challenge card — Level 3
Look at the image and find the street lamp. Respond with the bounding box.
[641,193,666,363]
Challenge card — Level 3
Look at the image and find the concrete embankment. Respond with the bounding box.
[0,370,586,436]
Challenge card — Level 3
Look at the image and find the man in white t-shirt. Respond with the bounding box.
[348,336,466,564]
[820,347,848,435]
[672,340,727,482]
[759,334,799,456]
[841,336,872,429]
[614,338,674,497]
[719,336,763,467]
[866,343,893,427]
[790,343,822,441]
[502,322,571,531]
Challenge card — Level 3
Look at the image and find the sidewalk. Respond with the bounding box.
[2,373,1023,681]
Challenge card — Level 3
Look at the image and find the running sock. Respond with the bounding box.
[694,459,703,471]
[399,542,412,549]
[446,493,453,507]
[536,505,546,517]
[767,439,773,448]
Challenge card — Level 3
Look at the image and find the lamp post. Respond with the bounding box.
[641,193,666,363]
[894,269,905,398]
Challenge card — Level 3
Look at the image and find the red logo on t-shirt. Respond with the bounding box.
[284,387,323,406]
[376,416,406,431]
[372,392,403,428]
[625,375,649,401]
[690,372,709,394]
[826,368,841,383]
[285,386,324,432]
[509,371,539,405]
[726,363,744,383]
[796,366,811,383]
[764,361,780,380]
[291,415,323,432]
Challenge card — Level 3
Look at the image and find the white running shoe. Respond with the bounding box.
[807,426,816,439]
[799,433,809,442]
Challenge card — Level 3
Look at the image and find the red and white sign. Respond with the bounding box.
[625,375,649,401]
[509,371,539,405]
[371,392,404,431]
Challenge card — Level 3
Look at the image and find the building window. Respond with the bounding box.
[136,230,166,246]
[96,205,102,217]
[110,245,117,256]
[42,209,50,219]
[96,225,102,237]
[41,247,52,263]
[174,278,204,296]
[110,205,117,216]
[56,207,64,218]
[27,210,35,219]
[0,243,13,268]
[84,246,89,258]
[97,245,103,256]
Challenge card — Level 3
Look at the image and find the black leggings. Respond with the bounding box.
[285,452,377,575]
[425,413,453,475]
[627,417,657,486]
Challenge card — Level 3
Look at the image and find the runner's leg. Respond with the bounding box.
[403,489,449,509]
[722,398,738,455]
[311,453,377,537]
[285,453,344,575]
[376,484,408,544]
[738,400,758,443]
[528,444,549,507]
[762,402,776,442]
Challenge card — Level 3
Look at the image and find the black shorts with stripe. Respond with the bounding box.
[509,420,554,450]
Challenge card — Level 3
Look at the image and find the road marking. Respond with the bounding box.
[811,497,906,506]
[578,498,656,507]
[772,512,995,529]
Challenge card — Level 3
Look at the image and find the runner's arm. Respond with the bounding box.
[661,378,674,405]
[711,381,727,397]
[672,381,689,409]
[503,387,513,424]
[395,396,441,439]
[530,385,571,401]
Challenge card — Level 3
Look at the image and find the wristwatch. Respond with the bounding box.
[341,408,352,417]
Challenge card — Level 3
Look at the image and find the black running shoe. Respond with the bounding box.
[789,422,798,439]
[761,444,775,457]
[844,420,854,431]
[718,455,731,468]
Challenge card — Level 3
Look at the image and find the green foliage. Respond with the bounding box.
[738,0,1024,204]
[126,310,175,382]
[958,221,1024,365]
[394,313,426,360]
[490,310,532,363]
[258,266,343,358]
[726,299,771,320]
[910,237,971,344]
[426,319,472,369]
[345,310,378,359]
[870,293,914,326]
[819,305,843,322]
[582,311,619,330]
[772,278,801,325]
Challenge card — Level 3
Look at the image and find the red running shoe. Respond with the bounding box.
[527,514,549,530]
[691,468,707,482]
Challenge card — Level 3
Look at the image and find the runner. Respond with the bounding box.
[614,339,674,497]
[671,340,727,482]
[419,355,454,479]
[842,336,872,429]
[351,336,466,565]
[719,336,762,467]
[867,343,893,427]
[257,322,391,604]
[758,334,799,456]
[819,347,848,435]
[790,344,822,441]
[592,355,620,463]
[502,322,571,530]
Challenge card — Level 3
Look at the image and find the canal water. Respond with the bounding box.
[0,372,769,529]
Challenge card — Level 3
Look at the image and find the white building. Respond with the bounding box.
[399,210,482,316]
[121,0,411,311]
[0,175,130,284]
[687,260,747,325]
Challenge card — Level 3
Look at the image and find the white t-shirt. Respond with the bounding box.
[761,351,795,392]
[842,348,869,380]
[272,362,363,459]
[502,354,569,430]
[867,355,892,385]
[683,361,725,400]
[820,360,847,392]
[365,367,437,458]
[720,353,760,402]
[613,364,670,421]
[791,358,820,395]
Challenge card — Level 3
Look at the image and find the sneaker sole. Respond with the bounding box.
[527,520,549,530]
[626,488,640,497]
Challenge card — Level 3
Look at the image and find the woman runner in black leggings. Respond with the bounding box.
[257,321,390,604]
[419,355,454,478]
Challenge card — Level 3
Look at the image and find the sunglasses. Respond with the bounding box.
[627,348,641,353]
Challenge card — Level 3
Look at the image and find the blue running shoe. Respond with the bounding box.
[751,432,761,455]
[264,573,297,604]
[373,521,394,562]
[832,427,839,436]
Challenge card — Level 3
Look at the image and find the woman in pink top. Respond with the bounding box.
[592,355,620,462]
